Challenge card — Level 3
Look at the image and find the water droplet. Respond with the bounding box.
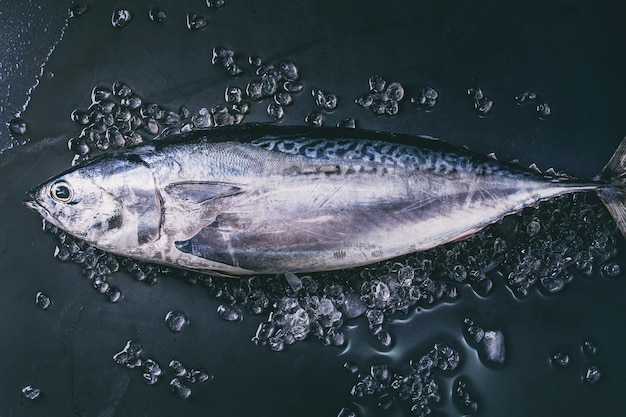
[35,292,51,309]
[583,365,602,384]
[267,103,284,120]
[170,378,192,399]
[8,117,28,135]
[536,102,551,118]
[165,310,189,332]
[21,385,41,400]
[149,7,167,23]
[186,13,208,30]
[111,9,132,28]
[602,262,621,277]
[217,304,243,321]
[551,351,571,368]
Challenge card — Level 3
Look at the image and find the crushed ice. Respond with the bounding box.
[165,310,189,332]
[467,87,493,116]
[35,291,51,309]
[463,319,506,366]
[112,340,212,397]
[21,385,41,400]
[356,75,405,116]
[342,342,461,417]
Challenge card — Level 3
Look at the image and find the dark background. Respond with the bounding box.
[1,1,626,416]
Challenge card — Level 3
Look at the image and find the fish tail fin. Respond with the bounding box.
[596,136,626,238]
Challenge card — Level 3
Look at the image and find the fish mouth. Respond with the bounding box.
[24,189,50,220]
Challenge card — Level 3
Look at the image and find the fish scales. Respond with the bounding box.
[26,124,626,276]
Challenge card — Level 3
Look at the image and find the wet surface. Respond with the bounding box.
[1,1,626,416]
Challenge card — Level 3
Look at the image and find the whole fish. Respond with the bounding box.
[25,124,626,277]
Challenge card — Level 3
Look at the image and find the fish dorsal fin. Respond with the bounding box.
[164,181,243,204]
[545,167,557,176]
[528,163,542,173]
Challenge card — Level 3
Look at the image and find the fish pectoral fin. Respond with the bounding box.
[164,181,243,204]
[210,212,248,231]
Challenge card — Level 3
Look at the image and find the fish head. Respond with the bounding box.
[26,154,162,253]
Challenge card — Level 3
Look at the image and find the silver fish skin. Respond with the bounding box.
[26,124,626,276]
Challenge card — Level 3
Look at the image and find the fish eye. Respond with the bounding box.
[50,181,74,203]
